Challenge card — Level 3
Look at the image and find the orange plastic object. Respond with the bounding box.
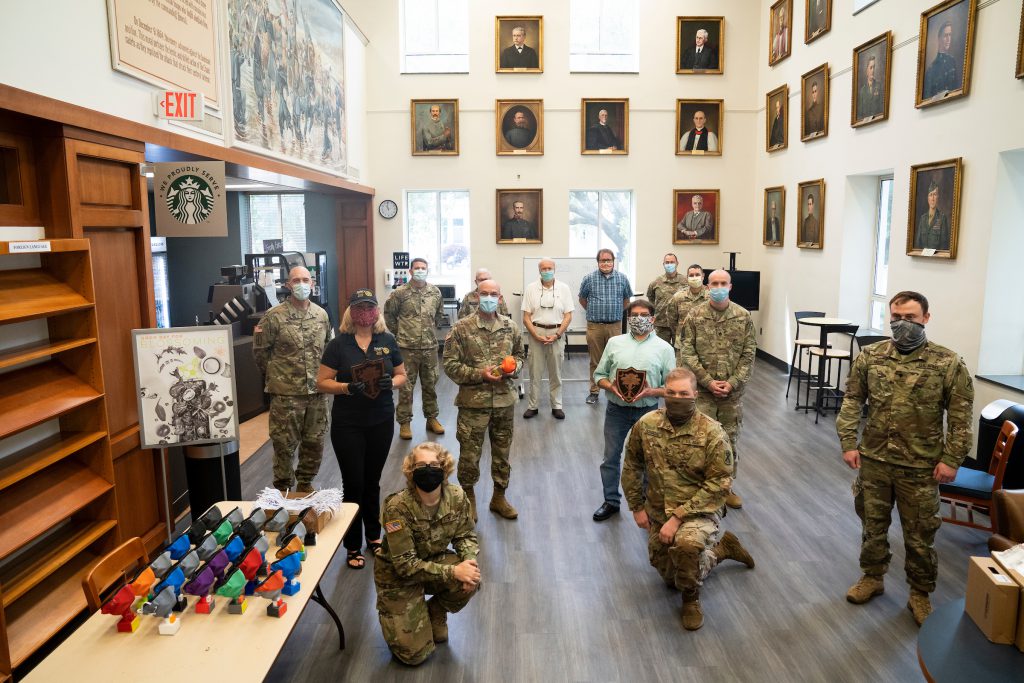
[501,356,516,373]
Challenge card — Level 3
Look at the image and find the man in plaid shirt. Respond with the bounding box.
[579,249,633,405]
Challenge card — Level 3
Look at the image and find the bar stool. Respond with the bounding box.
[807,324,859,423]
[786,311,827,399]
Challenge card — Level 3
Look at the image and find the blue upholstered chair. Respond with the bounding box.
[940,420,1019,531]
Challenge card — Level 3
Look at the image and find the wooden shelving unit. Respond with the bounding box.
[0,239,118,680]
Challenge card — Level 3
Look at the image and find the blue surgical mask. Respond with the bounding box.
[291,283,311,301]
[540,270,554,282]
[412,269,428,282]
[709,287,729,303]
[664,263,677,274]
[478,295,499,313]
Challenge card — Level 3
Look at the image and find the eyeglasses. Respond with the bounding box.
[540,289,555,308]
[598,259,614,264]
[413,463,443,471]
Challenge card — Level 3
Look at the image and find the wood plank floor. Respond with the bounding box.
[243,355,989,682]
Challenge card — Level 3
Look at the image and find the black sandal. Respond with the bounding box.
[367,540,382,555]
[346,550,365,569]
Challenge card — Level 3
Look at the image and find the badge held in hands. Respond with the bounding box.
[615,367,648,402]
[351,358,385,400]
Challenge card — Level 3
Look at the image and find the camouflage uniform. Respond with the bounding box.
[645,274,687,344]
[837,340,974,593]
[375,484,479,665]
[622,409,733,590]
[442,313,525,488]
[664,287,709,348]
[384,283,445,424]
[678,301,756,469]
[253,299,333,490]
[458,290,510,320]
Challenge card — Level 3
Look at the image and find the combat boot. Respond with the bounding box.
[681,589,704,631]
[463,486,477,523]
[399,422,412,440]
[725,489,743,509]
[489,486,519,519]
[907,589,932,626]
[426,418,445,435]
[846,574,885,604]
[295,482,314,494]
[713,531,755,568]
[427,596,448,643]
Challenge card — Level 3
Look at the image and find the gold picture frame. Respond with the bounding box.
[797,179,825,249]
[495,16,543,73]
[805,0,832,44]
[496,189,543,244]
[672,189,720,245]
[914,0,977,108]
[906,157,963,259]
[1016,2,1024,79]
[676,16,724,74]
[763,186,785,247]
[496,99,544,156]
[851,32,892,128]
[766,84,789,152]
[410,99,459,156]
[769,0,793,66]
[580,99,628,155]
[676,99,723,156]
[800,63,829,142]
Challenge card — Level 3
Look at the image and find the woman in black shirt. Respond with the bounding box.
[318,289,407,569]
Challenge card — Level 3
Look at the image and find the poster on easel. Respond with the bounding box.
[132,326,239,449]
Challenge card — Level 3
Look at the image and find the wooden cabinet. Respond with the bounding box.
[0,131,39,227]
[0,239,117,680]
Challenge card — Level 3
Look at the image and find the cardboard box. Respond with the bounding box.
[992,547,1024,652]
[965,556,1019,644]
[281,492,332,533]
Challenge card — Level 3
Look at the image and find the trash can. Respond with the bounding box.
[184,440,242,518]
[972,400,1024,489]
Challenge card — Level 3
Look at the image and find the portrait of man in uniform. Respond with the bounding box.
[495,16,543,73]
[496,100,543,155]
[673,190,720,245]
[852,32,892,127]
[581,99,628,155]
[800,63,829,141]
[915,0,977,108]
[676,17,724,74]
[766,85,789,151]
[410,100,459,155]
[907,158,962,259]
[496,189,543,244]
[805,0,832,44]
[763,187,785,247]
[676,99,724,156]
[797,179,825,249]
[769,0,793,66]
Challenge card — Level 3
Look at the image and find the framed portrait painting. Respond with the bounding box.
[805,0,832,44]
[766,85,789,152]
[581,99,628,155]
[496,100,543,155]
[800,63,829,142]
[496,189,543,244]
[676,99,723,156]
[906,158,962,258]
[915,0,977,108]
[769,0,793,66]
[763,187,785,247]
[410,99,458,155]
[851,32,892,128]
[1017,4,1024,79]
[495,16,543,73]
[672,189,720,245]
[796,179,825,249]
[676,16,724,74]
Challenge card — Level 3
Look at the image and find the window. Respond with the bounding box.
[569,0,639,72]
[246,194,306,255]
[400,0,469,73]
[868,176,894,331]
[569,190,636,284]
[405,191,471,296]
[150,237,170,328]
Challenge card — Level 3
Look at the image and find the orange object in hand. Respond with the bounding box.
[501,356,517,374]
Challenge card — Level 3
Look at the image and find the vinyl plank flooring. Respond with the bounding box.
[243,356,988,682]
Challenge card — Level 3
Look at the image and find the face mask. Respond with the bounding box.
[664,397,696,426]
[351,307,379,327]
[412,269,428,282]
[890,319,927,352]
[709,287,729,303]
[664,263,677,274]
[478,295,499,313]
[540,270,555,282]
[688,276,703,288]
[628,314,655,337]
[291,283,311,301]
[412,465,445,492]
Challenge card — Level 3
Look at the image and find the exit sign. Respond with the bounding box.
[154,90,204,122]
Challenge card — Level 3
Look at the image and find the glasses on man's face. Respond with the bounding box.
[413,462,442,471]
[598,259,614,264]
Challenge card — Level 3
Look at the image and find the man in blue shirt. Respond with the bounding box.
[591,299,675,521]
[579,249,633,405]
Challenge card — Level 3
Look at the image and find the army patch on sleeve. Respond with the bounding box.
[384,519,404,533]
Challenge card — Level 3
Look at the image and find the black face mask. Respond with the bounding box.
[664,397,697,426]
[413,466,446,492]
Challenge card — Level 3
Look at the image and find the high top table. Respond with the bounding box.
[918,597,1024,682]
[793,316,852,418]
[24,501,357,682]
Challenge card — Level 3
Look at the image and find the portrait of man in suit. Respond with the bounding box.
[764,188,785,246]
[673,191,719,244]
[496,17,543,72]
[582,100,628,154]
[676,100,723,156]
[677,18,723,74]
[805,0,831,43]
[769,97,785,148]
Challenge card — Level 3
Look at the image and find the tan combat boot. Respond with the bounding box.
[295,482,314,494]
[489,486,519,519]
[426,418,445,435]
[725,489,743,509]
[427,596,448,643]
[907,589,932,626]
[846,575,885,604]
[681,589,704,631]
[713,531,755,568]
[399,422,412,440]
[463,486,477,523]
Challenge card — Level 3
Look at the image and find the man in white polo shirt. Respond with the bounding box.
[521,258,574,420]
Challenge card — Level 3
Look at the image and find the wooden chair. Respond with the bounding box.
[988,489,1024,552]
[940,421,1019,531]
[82,536,148,611]
[785,311,827,399]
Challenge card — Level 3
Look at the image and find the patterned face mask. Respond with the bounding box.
[628,315,655,337]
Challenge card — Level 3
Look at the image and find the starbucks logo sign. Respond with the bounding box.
[166,175,215,225]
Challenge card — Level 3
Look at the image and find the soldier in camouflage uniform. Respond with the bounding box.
[623,367,754,630]
[837,291,973,626]
[678,269,756,510]
[375,442,480,665]
[664,263,709,349]
[384,257,446,441]
[253,266,333,492]
[645,253,686,344]
[442,279,525,521]
[458,268,510,319]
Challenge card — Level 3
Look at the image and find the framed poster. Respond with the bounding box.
[764,186,785,247]
[132,326,239,449]
[496,100,543,155]
[1018,5,1024,79]
[676,17,724,74]
[581,99,628,155]
[497,189,543,244]
[906,158,962,259]
[801,63,830,142]
[805,0,832,43]
[851,32,893,128]
[915,0,977,108]
[797,179,825,249]
[676,99,723,156]
[495,16,543,73]
[673,189,720,245]
[411,99,459,155]
[769,0,793,66]
[766,84,789,152]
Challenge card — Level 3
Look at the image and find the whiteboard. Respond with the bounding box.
[519,257,597,335]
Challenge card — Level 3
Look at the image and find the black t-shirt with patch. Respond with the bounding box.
[321,331,403,425]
